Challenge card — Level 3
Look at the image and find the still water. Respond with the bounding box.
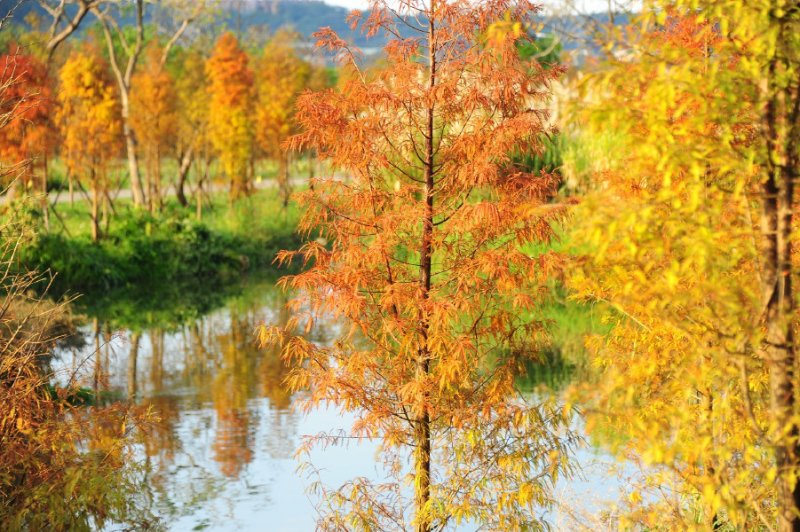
[53,278,630,531]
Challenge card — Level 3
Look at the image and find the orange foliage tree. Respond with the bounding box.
[0,46,54,212]
[262,1,575,529]
[130,44,177,212]
[57,48,121,241]
[206,32,253,202]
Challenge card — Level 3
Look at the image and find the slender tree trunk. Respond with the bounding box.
[41,155,49,232]
[96,0,146,208]
[414,11,436,532]
[197,157,208,221]
[278,153,291,208]
[93,318,101,393]
[176,145,194,207]
[155,144,162,212]
[763,161,798,532]
[761,15,800,530]
[196,179,203,221]
[122,95,147,207]
[128,332,141,400]
[91,170,100,242]
[68,171,74,206]
[102,181,109,233]
[145,151,154,213]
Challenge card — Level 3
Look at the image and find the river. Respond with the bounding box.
[51,276,633,531]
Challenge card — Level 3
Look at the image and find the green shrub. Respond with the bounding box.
[19,191,303,295]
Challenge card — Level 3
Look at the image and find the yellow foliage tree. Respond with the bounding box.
[173,48,210,210]
[566,5,800,530]
[206,32,253,202]
[255,28,311,208]
[57,48,121,241]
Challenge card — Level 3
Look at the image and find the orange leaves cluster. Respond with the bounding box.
[206,33,253,108]
[131,45,177,171]
[0,46,54,185]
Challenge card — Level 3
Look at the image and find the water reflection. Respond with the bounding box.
[49,279,633,530]
[50,279,340,529]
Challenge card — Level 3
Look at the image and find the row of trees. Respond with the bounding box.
[1,19,328,240]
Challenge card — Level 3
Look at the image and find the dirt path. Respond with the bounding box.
[2,176,306,206]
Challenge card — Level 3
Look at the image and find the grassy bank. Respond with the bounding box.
[18,188,302,295]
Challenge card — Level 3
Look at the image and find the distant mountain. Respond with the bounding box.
[1,0,625,59]
[216,0,377,47]
[1,0,378,48]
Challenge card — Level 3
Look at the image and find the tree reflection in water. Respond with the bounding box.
[57,279,319,523]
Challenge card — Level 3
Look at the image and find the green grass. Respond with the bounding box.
[19,187,303,296]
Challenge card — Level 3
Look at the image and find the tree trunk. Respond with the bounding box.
[414,11,436,532]
[96,1,146,208]
[91,170,100,242]
[196,180,203,221]
[761,15,800,530]
[176,145,194,207]
[41,155,49,232]
[145,150,154,213]
[127,332,141,400]
[93,318,101,393]
[122,96,146,208]
[197,157,208,222]
[154,144,162,212]
[762,161,799,532]
[102,180,109,234]
[278,153,291,208]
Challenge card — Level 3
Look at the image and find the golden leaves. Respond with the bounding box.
[206,33,254,199]
[57,48,121,179]
[563,2,800,527]
[130,45,177,164]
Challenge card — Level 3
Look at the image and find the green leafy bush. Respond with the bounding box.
[19,194,303,295]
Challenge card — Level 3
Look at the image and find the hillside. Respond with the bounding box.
[1,0,378,48]
[2,1,625,55]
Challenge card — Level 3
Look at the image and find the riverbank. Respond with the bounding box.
[18,187,302,296]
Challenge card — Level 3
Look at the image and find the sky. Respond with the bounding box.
[321,0,618,15]
[324,0,369,8]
